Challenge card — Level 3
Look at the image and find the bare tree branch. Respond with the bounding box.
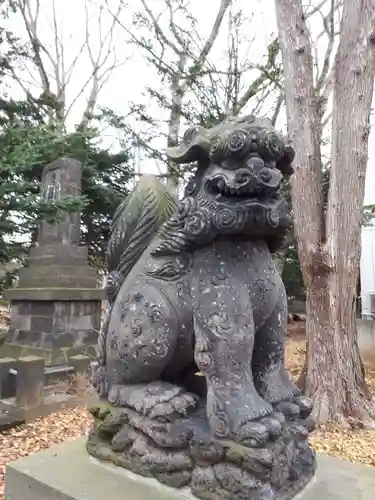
[187,0,232,74]
[16,0,51,93]
[305,0,332,17]
[271,92,284,126]
[111,0,232,188]
[165,0,188,49]
[79,0,128,126]
[104,0,178,78]
[315,0,340,93]
[233,66,278,115]
[141,0,183,55]
[13,0,126,128]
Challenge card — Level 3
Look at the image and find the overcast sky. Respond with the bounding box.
[7,0,375,204]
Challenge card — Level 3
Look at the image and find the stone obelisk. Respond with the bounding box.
[3,158,105,365]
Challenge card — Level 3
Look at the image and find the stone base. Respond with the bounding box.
[16,264,100,289]
[5,439,375,500]
[6,296,102,346]
[5,287,104,301]
[0,341,96,365]
[1,290,103,365]
[0,400,25,431]
[4,392,88,424]
[86,401,316,500]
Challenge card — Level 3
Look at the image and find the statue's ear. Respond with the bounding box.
[276,144,295,176]
[164,126,211,164]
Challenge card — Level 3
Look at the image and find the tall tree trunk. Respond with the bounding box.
[166,64,186,195]
[323,0,375,425]
[274,0,375,426]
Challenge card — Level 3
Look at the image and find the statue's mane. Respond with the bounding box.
[152,191,291,257]
[151,115,295,257]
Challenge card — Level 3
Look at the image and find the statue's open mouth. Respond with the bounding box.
[205,175,263,202]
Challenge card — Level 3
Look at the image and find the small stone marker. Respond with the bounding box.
[69,354,90,375]
[38,158,81,246]
[69,354,91,395]
[16,356,44,409]
[0,357,16,398]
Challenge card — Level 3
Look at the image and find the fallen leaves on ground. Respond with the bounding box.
[0,328,375,500]
[310,425,375,466]
[286,334,375,468]
[0,408,92,500]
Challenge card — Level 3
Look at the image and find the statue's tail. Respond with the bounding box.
[107,174,177,280]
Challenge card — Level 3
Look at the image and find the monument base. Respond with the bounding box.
[5,439,375,500]
[2,287,104,365]
[0,341,97,366]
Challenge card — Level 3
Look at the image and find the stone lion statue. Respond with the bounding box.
[88,115,315,500]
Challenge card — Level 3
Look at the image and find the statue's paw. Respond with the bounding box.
[273,395,313,421]
[148,392,198,421]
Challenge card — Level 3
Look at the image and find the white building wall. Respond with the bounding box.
[360,132,375,317]
[361,226,375,316]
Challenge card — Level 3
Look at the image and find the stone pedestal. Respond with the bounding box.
[86,400,316,500]
[3,268,104,365]
[5,439,375,500]
[2,158,105,365]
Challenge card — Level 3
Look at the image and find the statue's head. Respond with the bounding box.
[153,115,295,256]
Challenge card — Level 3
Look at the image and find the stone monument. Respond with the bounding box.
[86,115,316,499]
[3,158,104,364]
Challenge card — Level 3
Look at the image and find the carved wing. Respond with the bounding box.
[107,175,177,279]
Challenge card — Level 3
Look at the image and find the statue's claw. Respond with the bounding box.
[293,395,313,419]
[260,415,283,438]
[273,395,313,421]
[149,392,197,420]
[236,421,269,447]
[107,381,197,422]
[172,394,197,415]
[132,385,181,414]
[235,414,284,447]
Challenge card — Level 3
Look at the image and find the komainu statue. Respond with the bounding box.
[87,115,316,499]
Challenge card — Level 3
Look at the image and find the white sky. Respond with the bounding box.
[5,0,375,204]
